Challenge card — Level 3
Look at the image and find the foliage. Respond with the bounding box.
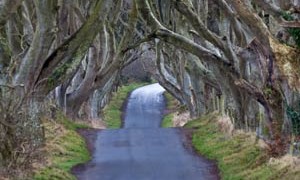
[286,101,300,136]
[184,113,300,179]
[103,82,147,128]
[282,12,300,48]
[33,112,90,180]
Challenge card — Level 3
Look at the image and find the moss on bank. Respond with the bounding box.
[33,113,90,180]
[185,113,300,180]
[103,83,147,129]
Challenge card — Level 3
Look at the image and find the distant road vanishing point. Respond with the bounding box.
[73,83,219,180]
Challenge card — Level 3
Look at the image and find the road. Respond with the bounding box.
[73,83,219,180]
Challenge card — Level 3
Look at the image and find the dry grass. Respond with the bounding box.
[173,111,190,127]
[33,113,90,180]
[268,155,300,174]
[217,115,234,137]
[270,38,300,91]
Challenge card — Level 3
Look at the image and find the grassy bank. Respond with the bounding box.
[103,82,147,129]
[161,113,174,128]
[161,92,179,128]
[185,113,300,179]
[34,113,90,180]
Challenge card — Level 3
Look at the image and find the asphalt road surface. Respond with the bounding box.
[73,83,219,180]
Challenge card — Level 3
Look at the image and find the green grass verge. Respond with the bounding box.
[161,92,179,128]
[184,113,300,179]
[34,113,90,180]
[103,82,147,129]
[161,113,173,128]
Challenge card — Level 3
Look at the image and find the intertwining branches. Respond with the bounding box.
[135,0,300,155]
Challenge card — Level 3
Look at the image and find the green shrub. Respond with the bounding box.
[282,12,300,48]
[286,101,300,136]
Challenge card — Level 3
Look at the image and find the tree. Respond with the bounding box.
[134,0,300,156]
[1,0,299,173]
[0,0,140,170]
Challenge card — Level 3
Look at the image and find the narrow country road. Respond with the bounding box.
[72,83,219,180]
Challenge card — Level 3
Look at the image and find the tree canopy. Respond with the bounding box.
[0,0,300,176]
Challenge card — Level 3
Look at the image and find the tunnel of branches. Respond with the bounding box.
[1,0,300,168]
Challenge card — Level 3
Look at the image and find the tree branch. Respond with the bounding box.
[122,35,153,54]
[34,0,106,94]
[252,0,282,18]
[279,20,300,28]
[135,0,237,75]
